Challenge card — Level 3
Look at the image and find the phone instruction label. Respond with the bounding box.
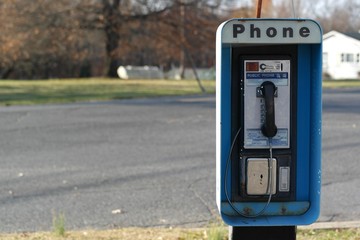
[245,129,288,148]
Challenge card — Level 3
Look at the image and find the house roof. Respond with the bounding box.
[323,30,360,44]
[323,30,360,51]
[344,32,360,41]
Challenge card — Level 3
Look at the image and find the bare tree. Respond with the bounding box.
[0,0,224,79]
[148,1,222,69]
[0,0,91,79]
[76,0,174,77]
[272,0,360,33]
[75,0,223,78]
[314,0,360,33]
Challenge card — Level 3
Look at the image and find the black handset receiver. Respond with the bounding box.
[259,81,277,138]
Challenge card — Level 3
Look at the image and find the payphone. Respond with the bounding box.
[238,55,296,199]
[216,19,322,226]
[241,57,293,199]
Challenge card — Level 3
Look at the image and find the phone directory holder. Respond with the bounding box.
[216,19,322,227]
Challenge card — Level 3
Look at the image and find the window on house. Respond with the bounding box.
[341,53,354,62]
[323,52,328,68]
[357,54,360,63]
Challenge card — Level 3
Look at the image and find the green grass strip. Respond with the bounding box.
[0,78,215,106]
[0,78,359,106]
[323,79,360,88]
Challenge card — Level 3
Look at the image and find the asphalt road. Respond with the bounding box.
[321,88,360,222]
[0,89,359,232]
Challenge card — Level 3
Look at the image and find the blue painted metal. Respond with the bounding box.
[216,19,322,226]
[221,202,310,216]
[296,44,311,201]
[308,43,323,222]
[220,46,232,202]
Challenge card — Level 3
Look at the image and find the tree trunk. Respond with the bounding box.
[0,66,14,79]
[103,0,121,78]
[184,48,206,93]
[104,24,120,77]
[179,3,185,79]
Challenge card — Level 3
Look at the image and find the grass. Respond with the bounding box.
[298,228,360,240]
[0,227,360,240]
[207,225,228,240]
[0,78,215,106]
[0,78,359,106]
[52,212,66,237]
[323,79,360,88]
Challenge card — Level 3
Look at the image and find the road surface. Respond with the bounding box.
[0,89,359,232]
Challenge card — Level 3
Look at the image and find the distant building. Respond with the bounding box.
[117,65,215,80]
[117,66,164,79]
[323,31,360,79]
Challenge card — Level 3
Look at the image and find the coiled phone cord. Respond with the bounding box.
[224,128,274,218]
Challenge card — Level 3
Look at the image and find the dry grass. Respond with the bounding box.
[0,228,208,240]
[1,227,360,240]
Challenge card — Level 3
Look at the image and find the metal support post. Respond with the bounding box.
[229,226,296,240]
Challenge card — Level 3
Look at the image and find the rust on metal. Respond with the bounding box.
[256,0,263,18]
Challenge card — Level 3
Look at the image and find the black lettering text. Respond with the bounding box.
[231,24,311,40]
[233,24,245,38]
[283,27,294,38]
[299,27,310,37]
[266,27,277,38]
[250,24,261,38]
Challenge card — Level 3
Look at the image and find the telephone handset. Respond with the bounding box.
[258,81,277,138]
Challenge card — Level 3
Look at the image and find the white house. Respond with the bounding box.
[323,31,360,79]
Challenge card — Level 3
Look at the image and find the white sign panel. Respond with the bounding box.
[221,19,322,44]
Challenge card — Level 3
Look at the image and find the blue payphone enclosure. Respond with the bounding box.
[216,19,322,226]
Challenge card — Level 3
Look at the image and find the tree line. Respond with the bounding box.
[0,0,358,79]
